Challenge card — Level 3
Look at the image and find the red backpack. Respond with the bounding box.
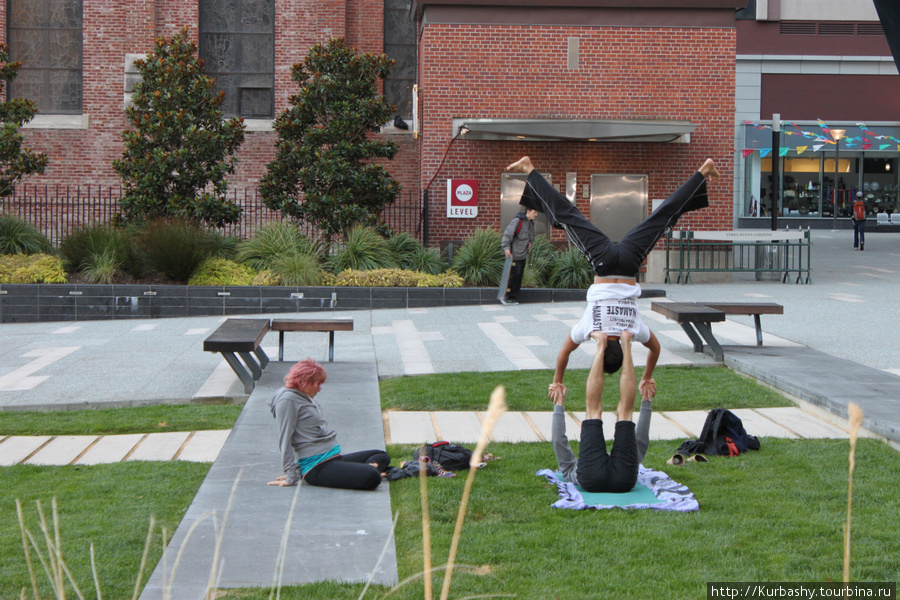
[853,201,866,221]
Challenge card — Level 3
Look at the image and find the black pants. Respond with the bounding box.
[575,420,639,493]
[303,449,390,491]
[507,256,527,299]
[519,169,708,277]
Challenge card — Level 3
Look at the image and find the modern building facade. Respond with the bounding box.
[735,0,900,228]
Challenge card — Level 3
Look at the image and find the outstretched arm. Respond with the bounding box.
[585,332,607,420]
[639,329,660,401]
[550,334,579,402]
[617,332,637,422]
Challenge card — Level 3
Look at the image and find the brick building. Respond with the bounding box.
[7,0,744,275]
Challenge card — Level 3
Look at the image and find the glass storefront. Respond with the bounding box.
[740,122,900,221]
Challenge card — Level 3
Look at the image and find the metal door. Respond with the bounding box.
[589,175,649,242]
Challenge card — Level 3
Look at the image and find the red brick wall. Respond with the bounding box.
[15,0,418,202]
[418,24,736,246]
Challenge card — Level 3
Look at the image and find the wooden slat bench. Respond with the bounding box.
[203,318,271,394]
[699,302,784,347]
[650,301,783,362]
[271,318,354,362]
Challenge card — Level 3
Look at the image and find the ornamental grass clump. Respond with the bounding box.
[0,213,52,255]
[549,245,592,289]
[451,228,505,287]
[137,218,220,283]
[0,253,67,283]
[326,225,397,273]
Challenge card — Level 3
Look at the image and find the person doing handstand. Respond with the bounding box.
[551,331,651,493]
[505,156,720,401]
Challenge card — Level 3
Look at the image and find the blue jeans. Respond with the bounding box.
[853,220,866,248]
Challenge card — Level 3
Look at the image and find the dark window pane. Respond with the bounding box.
[384,1,416,119]
[200,0,274,118]
[7,0,83,114]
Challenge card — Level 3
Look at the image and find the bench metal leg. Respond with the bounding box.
[253,346,270,371]
[278,330,285,361]
[328,331,335,362]
[693,322,724,362]
[754,314,763,346]
[221,352,256,394]
[239,351,264,381]
[679,322,705,353]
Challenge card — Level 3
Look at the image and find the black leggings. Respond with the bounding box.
[576,420,639,493]
[519,169,709,277]
[303,449,390,491]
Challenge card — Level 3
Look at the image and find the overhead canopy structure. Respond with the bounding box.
[452,118,696,143]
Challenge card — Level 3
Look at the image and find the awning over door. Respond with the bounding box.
[452,118,695,143]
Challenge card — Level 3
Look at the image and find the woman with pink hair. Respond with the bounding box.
[266,358,390,490]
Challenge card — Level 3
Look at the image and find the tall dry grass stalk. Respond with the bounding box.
[271,479,303,600]
[439,386,507,600]
[843,402,864,583]
[420,453,434,600]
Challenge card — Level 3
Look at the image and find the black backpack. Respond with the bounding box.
[413,441,474,471]
[676,408,761,457]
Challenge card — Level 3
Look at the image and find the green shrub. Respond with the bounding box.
[522,234,556,288]
[188,258,256,286]
[386,232,421,266]
[0,213,52,255]
[207,231,241,260]
[137,219,219,283]
[251,269,283,286]
[326,225,397,273]
[81,247,123,284]
[404,245,448,275]
[270,251,322,286]
[236,222,321,270]
[452,228,505,287]
[0,253,67,283]
[58,224,139,277]
[333,268,462,288]
[549,245,593,289]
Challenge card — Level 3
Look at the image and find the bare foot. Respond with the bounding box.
[699,159,721,181]
[506,156,534,174]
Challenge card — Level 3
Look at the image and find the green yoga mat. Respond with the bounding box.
[558,472,663,506]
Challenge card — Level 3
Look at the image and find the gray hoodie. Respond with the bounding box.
[267,387,338,485]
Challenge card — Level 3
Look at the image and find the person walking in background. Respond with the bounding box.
[852,191,866,251]
[500,207,537,305]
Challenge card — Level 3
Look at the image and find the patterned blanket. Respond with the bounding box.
[537,465,699,512]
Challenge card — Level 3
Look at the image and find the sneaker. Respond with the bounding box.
[860,243,864,251]
[499,298,518,306]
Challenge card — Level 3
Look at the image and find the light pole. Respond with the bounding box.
[831,128,846,230]
[771,114,780,231]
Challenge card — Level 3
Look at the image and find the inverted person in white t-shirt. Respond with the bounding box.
[506,156,719,484]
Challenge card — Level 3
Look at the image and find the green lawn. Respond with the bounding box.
[0,403,244,436]
[1,462,210,600]
[221,438,900,599]
[379,365,793,412]
[3,366,895,599]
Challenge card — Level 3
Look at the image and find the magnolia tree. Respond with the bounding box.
[114,28,245,227]
[0,44,49,197]
[260,37,401,243]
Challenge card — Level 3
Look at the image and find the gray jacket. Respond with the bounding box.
[501,212,535,260]
[267,387,338,485]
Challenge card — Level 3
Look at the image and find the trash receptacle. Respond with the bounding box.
[755,243,784,281]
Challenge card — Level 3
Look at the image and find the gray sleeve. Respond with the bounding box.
[635,399,652,465]
[552,405,578,483]
[273,398,301,485]
[501,218,517,250]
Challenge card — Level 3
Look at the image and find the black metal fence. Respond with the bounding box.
[1,184,425,246]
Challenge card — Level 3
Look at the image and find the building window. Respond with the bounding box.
[199,0,275,119]
[7,0,83,114]
[384,0,416,119]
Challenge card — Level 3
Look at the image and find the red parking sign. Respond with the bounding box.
[447,179,479,218]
